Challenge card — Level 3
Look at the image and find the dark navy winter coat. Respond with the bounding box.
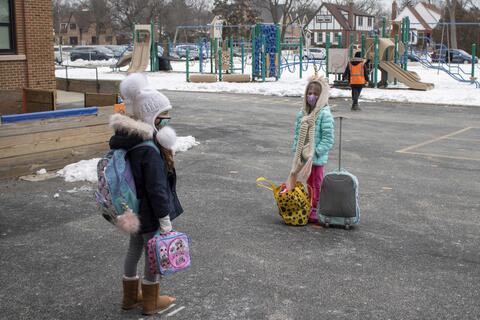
[109,127,183,234]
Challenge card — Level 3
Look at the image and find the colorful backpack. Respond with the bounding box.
[147,231,191,275]
[95,140,159,233]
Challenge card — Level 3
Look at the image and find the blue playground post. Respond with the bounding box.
[261,35,266,82]
[251,32,256,81]
[472,43,477,81]
[299,36,304,79]
[276,24,281,81]
[326,33,331,78]
[374,35,379,88]
[186,48,190,82]
[210,38,213,74]
[198,39,203,73]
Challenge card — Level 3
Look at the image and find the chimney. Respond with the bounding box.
[392,0,398,20]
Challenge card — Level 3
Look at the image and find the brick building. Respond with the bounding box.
[56,10,117,46]
[0,0,56,114]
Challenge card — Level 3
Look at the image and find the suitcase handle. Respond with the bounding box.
[334,116,348,171]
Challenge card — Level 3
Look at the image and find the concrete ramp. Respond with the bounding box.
[379,61,434,91]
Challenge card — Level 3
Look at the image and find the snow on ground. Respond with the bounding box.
[60,58,118,67]
[57,158,100,183]
[55,136,199,183]
[55,60,480,107]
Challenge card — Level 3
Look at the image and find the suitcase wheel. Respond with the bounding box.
[324,222,330,228]
[345,224,351,230]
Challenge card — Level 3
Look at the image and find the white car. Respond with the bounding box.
[303,47,326,60]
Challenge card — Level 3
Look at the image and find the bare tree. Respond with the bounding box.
[254,0,314,41]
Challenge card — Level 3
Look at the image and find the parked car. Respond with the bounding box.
[54,45,72,64]
[174,44,207,60]
[431,48,478,64]
[70,46,114,61]
[103,45,130,59]
[303,47,326,60]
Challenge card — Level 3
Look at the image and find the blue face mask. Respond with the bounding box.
[159,118,170,126]
[307,94,318,107]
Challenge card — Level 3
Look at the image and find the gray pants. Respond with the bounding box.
[124,231,158,282]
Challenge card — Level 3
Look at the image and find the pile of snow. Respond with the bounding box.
[55,61,480,107]
[56,136,199,183]
[57,158,100,183]
[61,58,118,67]
[174,136,200,153]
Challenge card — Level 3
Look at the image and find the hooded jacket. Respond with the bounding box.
[292,77,335,166]
[109,113,183,234]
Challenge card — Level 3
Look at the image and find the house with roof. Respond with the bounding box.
[56,10,117,46]
[307,2,375,47]
[393,1,442,45]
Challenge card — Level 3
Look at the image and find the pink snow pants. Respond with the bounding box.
[307,165,324,221]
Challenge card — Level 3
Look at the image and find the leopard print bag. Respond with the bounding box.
[256,177,311,226]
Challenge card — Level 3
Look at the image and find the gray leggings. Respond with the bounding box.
[124,231,158,282]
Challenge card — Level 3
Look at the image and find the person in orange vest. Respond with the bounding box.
[343,51,369,111]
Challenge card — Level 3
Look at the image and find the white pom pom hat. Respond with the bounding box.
[119,73,149,113]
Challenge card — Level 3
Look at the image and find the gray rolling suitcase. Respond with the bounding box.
[318,116,360,229]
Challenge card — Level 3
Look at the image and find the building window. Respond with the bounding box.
[106,36,113,43]
[367,17,373,27]
[358,16,363,27]
[318,32,323,43]
[70,36,78,45]
[0,0,15,53]
[70,23,76,30]
[91,36,97,44]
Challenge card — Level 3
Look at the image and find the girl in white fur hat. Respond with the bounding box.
[113,73,182,315]
[288,75,335,223]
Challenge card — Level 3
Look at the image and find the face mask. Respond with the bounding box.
[307,94,318,107]
[159,118,170,126]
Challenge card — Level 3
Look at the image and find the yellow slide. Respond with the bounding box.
[379,61,434,91]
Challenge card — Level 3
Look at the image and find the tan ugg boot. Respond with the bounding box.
[122,278,142,310]
[141,282,176,315]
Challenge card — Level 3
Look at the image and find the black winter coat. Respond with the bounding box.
[109,115,183,234]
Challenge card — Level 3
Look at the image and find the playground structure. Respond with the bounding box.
[115,22,161,73]
[364,36,434,90]
[183,22,316,83]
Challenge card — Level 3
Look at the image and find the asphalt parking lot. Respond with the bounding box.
[1,91,479,319]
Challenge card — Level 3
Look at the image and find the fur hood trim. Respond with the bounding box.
[109,113,154,140]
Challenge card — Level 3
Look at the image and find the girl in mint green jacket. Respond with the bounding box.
[288,75,334,223]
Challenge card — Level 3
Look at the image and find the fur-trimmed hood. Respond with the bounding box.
[109,113,177,151]
[303,75,330,114]
[110,113,154,140]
